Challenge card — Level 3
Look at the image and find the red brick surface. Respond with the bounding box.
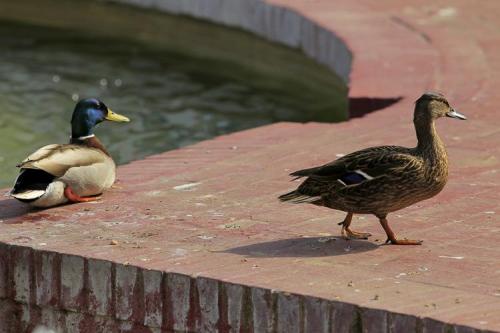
[1,0,500,332]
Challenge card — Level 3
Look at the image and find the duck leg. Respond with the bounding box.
[378,217,422,245]
[338,212,372,240]
[64,187,101,203]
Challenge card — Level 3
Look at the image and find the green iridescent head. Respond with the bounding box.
[71,98,129,138]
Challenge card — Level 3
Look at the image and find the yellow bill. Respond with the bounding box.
[105,109,130,122]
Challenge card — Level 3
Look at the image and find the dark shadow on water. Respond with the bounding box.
[349,97,403,118]
[224,236,378,258]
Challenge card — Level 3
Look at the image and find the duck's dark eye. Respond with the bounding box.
[95,101,106,110]
[438,99,449,107]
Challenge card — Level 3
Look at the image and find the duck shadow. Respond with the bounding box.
[0,198,34,223]
[224,236,378,258]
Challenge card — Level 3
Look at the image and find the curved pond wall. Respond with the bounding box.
[0,0,350,123]
[114,0,352,86]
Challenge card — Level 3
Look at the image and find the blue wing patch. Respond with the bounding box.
[338,170,373,186]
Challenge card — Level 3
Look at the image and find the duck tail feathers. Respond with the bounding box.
[279,190,321,204]
[289,166,322,179]
[11,190,46,202]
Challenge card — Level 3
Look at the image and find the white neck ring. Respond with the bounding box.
[73,134,95,140]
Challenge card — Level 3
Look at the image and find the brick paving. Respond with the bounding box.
[1,0,499,332]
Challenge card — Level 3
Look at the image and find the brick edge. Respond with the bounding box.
[0,244,487,333]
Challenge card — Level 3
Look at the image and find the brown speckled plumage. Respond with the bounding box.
[279,92,466,245]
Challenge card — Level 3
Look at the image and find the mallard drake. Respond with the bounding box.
[10,98,130,208]
[279,92,466,245]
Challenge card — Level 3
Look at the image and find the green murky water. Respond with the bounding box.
[0,12,346,188]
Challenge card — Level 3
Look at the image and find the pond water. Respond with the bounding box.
[0,17,345,188]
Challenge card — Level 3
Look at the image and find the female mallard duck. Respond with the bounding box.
[279,92,466,245]
[10,98,130,208]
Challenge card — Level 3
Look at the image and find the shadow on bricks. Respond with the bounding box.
[349,96,403,118]
[0,200,31,222]
[224,237,377,257]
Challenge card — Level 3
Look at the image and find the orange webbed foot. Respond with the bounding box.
[379,217,422,245]
[338,213,371,240]
[385,238,423,245]
[64,187,101,203]
[342,227,372,240]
